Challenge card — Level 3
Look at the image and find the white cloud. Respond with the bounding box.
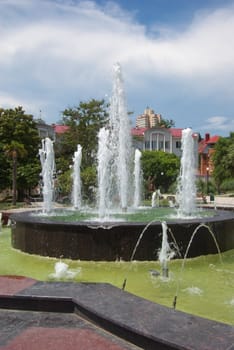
[200,116,234,132]
[0,92,30,110]
[0,91,48,118]
[1,0,233,78]
[0,0,233,135]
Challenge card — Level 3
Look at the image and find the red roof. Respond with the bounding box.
[131,127,148,136]
[198,135,220,153]
[206,135,220,144]
[169,128,183,137]
[52,125,69,134]
[131,127,185,138]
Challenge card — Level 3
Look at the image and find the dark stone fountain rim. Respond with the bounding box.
[10,208,234,227]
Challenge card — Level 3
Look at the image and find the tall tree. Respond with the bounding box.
[141,150,180,194]
[4,141,27,205]
[158,117,175,128]
[212,132,234,192]
[60,99,109,169]
[55,99,108,200]
[0,106,40,201]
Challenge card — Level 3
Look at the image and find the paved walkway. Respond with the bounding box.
[0,276,233,350]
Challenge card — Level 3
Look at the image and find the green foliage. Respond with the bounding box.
[0,106,39,157]
[196,177,217,196]
[196,178,207,195]
[212,133,234,192]
[56,170,72,197]
[56,166,96,204]
[158,118,175,128]
[17,163,41,190]
[81,166,97,203]
[141,150,180,195]
[0,107,40,198]
[59,99,108,169]
[55,99,108,199]
[220,179,234,192]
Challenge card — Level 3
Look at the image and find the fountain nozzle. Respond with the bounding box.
[162,265,169,278]
[173,296,177,309]
[122,278,127,290]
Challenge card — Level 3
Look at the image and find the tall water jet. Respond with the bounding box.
[72,144,82,210]
[108,62,132,210]
[176,128,197,217]
[133,149,142,208]
[97,127,111,218]
[158,221,175,277]
[39,137,55,213]
[151,190,160,208]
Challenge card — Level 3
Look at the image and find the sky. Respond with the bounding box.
[1,0,234,137]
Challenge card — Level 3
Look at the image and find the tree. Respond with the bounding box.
[4,141,27,205]
[212,133,234,192]
[141,150,180,195]
[55,99,108,200]
[0,107,40,201]
[60,99,109,168]
[158,118,175,128]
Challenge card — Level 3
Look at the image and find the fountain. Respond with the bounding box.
[158,221,176,278]
[176,127,197,217]
[39,137,55,213]
[133,149,142,208]
[72,144,82,210]
[108,62,132,210]
[97,127,111,218]
[96,62,133,214]
[10,64,234,261]
[3,63,234,349]
[151,189,161,208]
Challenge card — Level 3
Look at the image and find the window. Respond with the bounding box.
[145,141,150,149]
[152,141,157,150]
[159,141,164,150]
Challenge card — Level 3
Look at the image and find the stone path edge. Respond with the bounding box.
[0,277,233,350]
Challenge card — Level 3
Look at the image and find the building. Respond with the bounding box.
[132,126,199,159]
[36,119,55,140]
[136,108,161,128]
[52,124,70,141]
[198,133,220,177]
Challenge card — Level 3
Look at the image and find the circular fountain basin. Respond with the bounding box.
[11,209,234,261]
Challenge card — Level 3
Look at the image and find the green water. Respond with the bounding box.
[0,227,233,325]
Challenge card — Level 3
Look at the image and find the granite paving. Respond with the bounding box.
[0,276,233,350]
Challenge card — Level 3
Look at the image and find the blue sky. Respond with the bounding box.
[1,0,234,137]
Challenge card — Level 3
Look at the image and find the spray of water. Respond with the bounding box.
[133,149,142,208]
[97,63,134,214]
[158,222,176,278]
[108,62,132,210]
[176,128,197,217]
[173,223,223,309]
[97,128,111,218]
[72,145,82,209]
[39,138,55,213]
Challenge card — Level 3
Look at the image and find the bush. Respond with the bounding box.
[220,179,234,192]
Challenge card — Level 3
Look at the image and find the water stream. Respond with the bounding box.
[72,144,82,209]
[173,223,223,309]
[39,137,55,213]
